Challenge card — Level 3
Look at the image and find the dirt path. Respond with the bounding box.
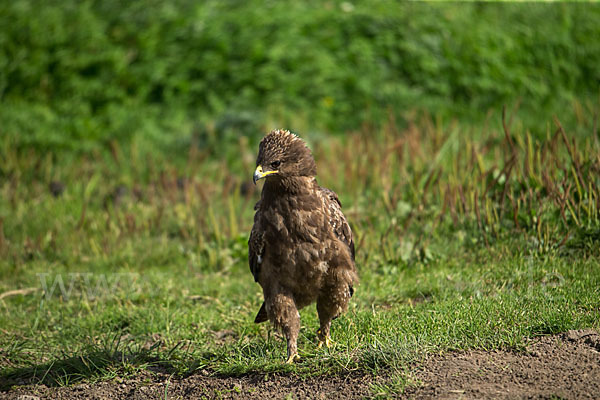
[3,330,599,399]
[403,329,600,399]
[1,371,378,400]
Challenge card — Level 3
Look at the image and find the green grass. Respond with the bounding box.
[1,109,599,395]
[2,3,599,394]
[2,1,600,152]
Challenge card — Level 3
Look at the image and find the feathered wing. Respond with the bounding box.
[319,187,355,262]
[249,200,268,323]
[248,200,264,283]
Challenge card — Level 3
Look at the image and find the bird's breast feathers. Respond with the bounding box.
[261,192,329,244]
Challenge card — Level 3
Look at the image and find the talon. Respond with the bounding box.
[285,352,300,364]
[317,336,334,349]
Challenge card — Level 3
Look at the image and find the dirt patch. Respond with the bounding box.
[403,329,600,399]
[2,330,599,399]
[1,370,378,400]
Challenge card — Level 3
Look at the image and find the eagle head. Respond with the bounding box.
[253,129,317,184]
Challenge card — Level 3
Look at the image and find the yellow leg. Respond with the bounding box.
[285,351,300,364]
[317,329,335,349]
[317,336,335,349]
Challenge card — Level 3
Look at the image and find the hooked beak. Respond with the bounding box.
[253,165,278,184]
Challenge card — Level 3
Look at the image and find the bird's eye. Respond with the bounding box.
[271,160,281,169]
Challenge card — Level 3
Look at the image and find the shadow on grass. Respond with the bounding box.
[1,350,145,390]
[0,348,215,391]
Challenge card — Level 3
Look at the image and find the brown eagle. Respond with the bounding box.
[249,129,358,363]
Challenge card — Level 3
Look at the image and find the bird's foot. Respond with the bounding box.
[317,336,334,349]
[317,328,334,349]
[285,352,300,364]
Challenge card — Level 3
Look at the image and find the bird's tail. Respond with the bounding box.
[254,302,268,323]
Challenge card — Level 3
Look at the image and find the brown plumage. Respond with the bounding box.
[249,129,358,363]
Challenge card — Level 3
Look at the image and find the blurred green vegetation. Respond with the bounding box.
[1,2,600,392]
[1,111,599,390]
[1,0,599,155]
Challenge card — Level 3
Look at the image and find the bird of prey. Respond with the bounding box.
[249,129,358,363]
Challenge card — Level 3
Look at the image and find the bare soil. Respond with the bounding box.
[404,329,600,400]
[2,330,599,399]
